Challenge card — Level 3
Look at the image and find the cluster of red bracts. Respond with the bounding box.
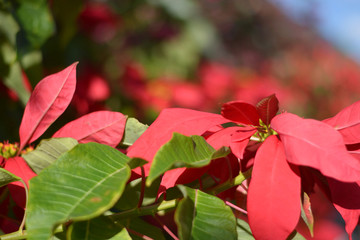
[1,63,359,239]
[127,94,360,239]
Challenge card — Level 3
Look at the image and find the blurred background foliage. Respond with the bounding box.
[2,0,360,140]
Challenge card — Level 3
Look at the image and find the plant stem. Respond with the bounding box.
[18,179,29,233]
[207,169,251,196]
[137,166,146,208]
[225,201,247,215]
[153,215,179,240]
[110,199,178,220]
[0,230,27,240]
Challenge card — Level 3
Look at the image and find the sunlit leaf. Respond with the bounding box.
[23,137,78,174]
[53,111,127,148]
[0,168,20,188]
[147,133,229,185]
[121,117,148,147]
[236,218,254,240]
[19,62,78,151]
[26,143,131,240]
[247,136,301,240]
[175,186,237,240]
[271,113,360,182]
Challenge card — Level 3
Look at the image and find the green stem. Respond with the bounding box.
[18,179,28,233]
[110,199,178,220]
[207,169,251,196]
[0,230,27,240]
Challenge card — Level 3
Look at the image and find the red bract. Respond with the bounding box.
[271,113,360,182]
[323,100,360,144]
[53,111,127,148]
[247,136,301,239]
[127,108,229,193]
[256,94,279,125]
[219,94,360,238]
[327,179,360,238]
[221,101,260,126]
[1,63,131,233]
[4,157,36,208]
[19,62,78,151]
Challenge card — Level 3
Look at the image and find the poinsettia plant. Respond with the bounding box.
[0,63,359,240]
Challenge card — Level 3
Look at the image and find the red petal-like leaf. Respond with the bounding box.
[327,178,360,239]
[4,157,36,208]
[19,63,78,150]
[127,108,229,176]
[221,101,260,126]
[256,94,279,125]
[271,113,360,182]
[230,128,257,159]
[53,111,127,147]
[323,100,360,144]
[205,126,244,148]
[247,135,301,240]
[205,126,256,160]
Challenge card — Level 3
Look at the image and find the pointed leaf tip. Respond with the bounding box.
[19,62,78,150]
[256,94,279,125]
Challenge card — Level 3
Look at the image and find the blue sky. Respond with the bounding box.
[269,0,360,63]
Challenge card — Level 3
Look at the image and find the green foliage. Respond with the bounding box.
[0,167,20,187]
[175,185,237,240]
[25,143,131,240]
[121,118,148,147]
[68,215,131,240]
[236,218,254,240]
[15,0,55,49]
[147,132,229,185]
[23,137,78,174]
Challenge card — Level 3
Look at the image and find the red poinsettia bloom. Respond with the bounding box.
[220,94,360,239]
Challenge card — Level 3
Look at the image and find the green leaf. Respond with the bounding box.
[68,215,130,240]
[0,41,30,105]
[127,217,166,240]
[175,186,237,240]
[127,158,148,170]
[236,219,254,240]
[0,9,20,45]
[25,143,131,240]
[287,230,306,240]
[147,133,229,185]
[0,168,20,188]
[16,0,55,48]
[300,192,314,237]
[114,177,161,210]
[23,137,78,174]
[121,118,148,147]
